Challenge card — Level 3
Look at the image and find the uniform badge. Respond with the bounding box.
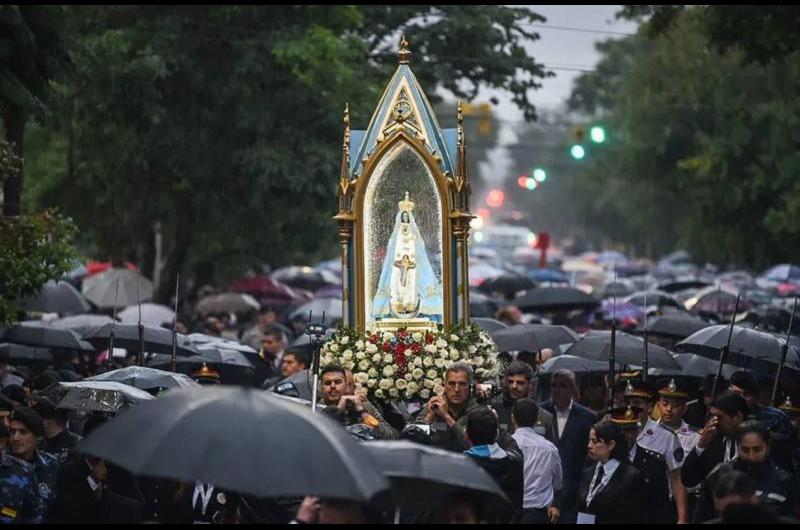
[674,446,684,463]
[216,492,227,505]
[646,429,653,435]
[39,482,52,499]
[1,507,18,519]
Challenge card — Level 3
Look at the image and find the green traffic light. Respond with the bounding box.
[570,145,586,160]
[532,168,547,182]
[590,126,606,143]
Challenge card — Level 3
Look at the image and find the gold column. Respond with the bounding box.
[334,102,355,327]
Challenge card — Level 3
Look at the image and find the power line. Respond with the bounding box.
[520,22,637,38]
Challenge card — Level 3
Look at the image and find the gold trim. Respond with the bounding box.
[398,35,411,65]
[353,131,453,332]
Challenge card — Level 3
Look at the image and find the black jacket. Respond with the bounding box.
[631,444,673,523]
[576,461,647,524]
[491,394,557,443]
[540,400,596,495]
[466,448,524,519]
[681,435,735,489]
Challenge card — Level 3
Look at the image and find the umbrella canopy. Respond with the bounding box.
[49,314,116,334]
[192,345,255,369]
[186,334,257,354]
[624,291,682,310]
[761,264,800,283]
[82,268,154,309]
[539,354,620,374]
[676,325,800,369]
[643,314,710,340]
[82,324,199,357]
[271,266,340,291]
[118,303,176,327]
[514,287,600,313]
[0,343,53,362]
[528,269,568,284]
[561,259,604,274]
[289,297,343,324]
[86,366,199,390]
[20,280,91,315]
[564,330,681,370]
[39,381,155,413]
[658,280,712,293]
[649,353,739,379]
[478,275,536,297]
[229,274,302,301]
[471,318,508,333]
[268,370,314,400]
[490,324,578,353]
[364,440,508,516]
[1,322,94,350]
[78,387,390,501]
[468,262,507,287]
[195,293,260,315]
[688,288,744,316]
[469,290,501,319]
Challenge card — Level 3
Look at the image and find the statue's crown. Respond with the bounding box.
[399,191,414,213]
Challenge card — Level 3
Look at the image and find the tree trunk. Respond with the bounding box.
[2,106,26,217]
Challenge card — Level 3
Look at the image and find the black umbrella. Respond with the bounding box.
[471,318,508,333]
[469,290,500,318]
[290,297,343,324]
[78,387,390,501]
[676,325,800,369]
[83,324,199,356]
[658,280,711,293]
[564,330,681,370]
[0,343,53,362]
[364,440,508,519]
[1,322,94,351]
[49,314,116,334]
[20,280,91,315]
[624,291,682,309]
[187,345,254,369]
[514,287,600,312]
[86,366,200,390]
[539,354,620,374]
[490,324,578,353]
[648,353,739,379]
[479,275,536,297]
[643,314,711,340]
[39,381,156,413]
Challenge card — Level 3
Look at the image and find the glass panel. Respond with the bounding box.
[363,143,444,329]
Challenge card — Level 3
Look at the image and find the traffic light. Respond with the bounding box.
[570,145,586,160]
[590,126,606,143]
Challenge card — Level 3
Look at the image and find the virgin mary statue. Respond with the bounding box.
[372,192,443,322]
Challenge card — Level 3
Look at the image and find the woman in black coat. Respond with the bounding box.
[576,420,647,524]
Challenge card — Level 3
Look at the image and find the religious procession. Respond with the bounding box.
[3,5,800,525]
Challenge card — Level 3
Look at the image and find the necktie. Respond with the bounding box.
[594,465,605,490]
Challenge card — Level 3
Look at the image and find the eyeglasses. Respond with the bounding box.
[7,427,31,436]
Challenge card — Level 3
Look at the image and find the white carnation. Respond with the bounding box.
[372,354,382,363]
[434,358,444,368]
[468,345,477,354]
[424,344,437,354]
[449,350,460,361]
[382,365,395,377]
[375,389,385,399]
[426,369,438,380]
[407,382,419,394]
[450,334,460,341]
[342,349,353,360]
[354,372,369,385]
[365,343,378,353]
[412,368,425,380]
[423,357,434,367]
[367,379,377,388]
[424,378,435,389]
[383,354,393,364]
[414,357,423,367]
[330,344,339,353]
[358,360,370,371]
[420,389,431,399]
[340,336,350,345]
[379,379,393,390]
[439,349,449,359]
[355,340,365,350]
[404,373,413,381]
[355,351,365,360]
[389,388,399,398]
[344,361,354,370]
[412,332,423,342]
[368,368,379,378]
[436,339,448,349]
[395,379,408,390]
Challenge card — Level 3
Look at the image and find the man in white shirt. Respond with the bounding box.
[511,398,563,524]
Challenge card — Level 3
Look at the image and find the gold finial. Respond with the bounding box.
[624,406,635,420]
[398,191,414,212]
[784,396,793,408]
[668,379,677,393]
[343,102,351,150]
[398,34,411,64]
[457,101,463,126]
[626,380,634,395]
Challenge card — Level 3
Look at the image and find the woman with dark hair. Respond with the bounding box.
[693,420,799,522]
[575,421,647,524]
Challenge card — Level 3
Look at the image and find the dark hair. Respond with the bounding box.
[284,350,308,367]
[701,374,727,397]
[32,400,69,425]
[263,327,286,342]
[321,364,346,379]
[2,385,27,406]
[592,420,629,462]
[0,395,15,412]
[466,407,499,446]
[712,391,749,418]
[713,470,756,499]
[0,423,7,438]
[0,348,9,365]
[9,406,45,437]
[737,420,770,445]
[730,371,760,396]
[512,398,539,428]
[505,360,534,382]
[28,370,61,391]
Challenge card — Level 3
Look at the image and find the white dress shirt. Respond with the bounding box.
[513,427,564,509]
[555,399,573,439]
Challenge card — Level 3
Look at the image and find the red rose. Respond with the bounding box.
[411,343,422,354]
[369,334,380,344]
[425,333,434,344]
[382,341,392,353]
[395,343,408,355]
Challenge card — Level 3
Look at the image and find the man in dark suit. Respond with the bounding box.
[491,361,556,442]
[540,369,596,524]
[682,392,748,490]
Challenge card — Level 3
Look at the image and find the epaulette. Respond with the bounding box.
[657,422,680,436]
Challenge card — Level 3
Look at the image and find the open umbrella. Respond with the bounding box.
[469,290,501,319]
[539,354,620,375]
[528,269,568,284]
[648,353,739,379]
[290,297,343,324]
[471,318,508,333]
[514,287,600,313]
[229,275,301,303]
[118,303,176,327]
[82,268,154,309]
[86,366,199,390]
[761,264,800,284]
[643,314,710,340]
[676,325,800,369]
[364,440,508,519]
[192,345,255,369]
[78,387,390,501]
[82,324,199,357]
[271,266,340,291]
[478,275,536,298]
[195,293,260,315]
[20,280,91,315]
[564,330,681,370]
[39,381,155,413]
[490,324,578,353]
[624,291,682,310]
[658,280,711,293]
[1,322,94,351]
[0,343,53,362]
[688,288,744,316]
[49,314,116,334]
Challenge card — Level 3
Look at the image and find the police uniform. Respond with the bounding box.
[0,452,45,523]
[43,428,82,464]
[190,482,237,524]
[25,450,59,515]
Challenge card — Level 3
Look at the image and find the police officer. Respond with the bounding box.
[624,380,690,523]
[657,379,701,457]
[7,407,59,517]
[186,482,239,524]
[0,449,44,523]
[611,405,672,523]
